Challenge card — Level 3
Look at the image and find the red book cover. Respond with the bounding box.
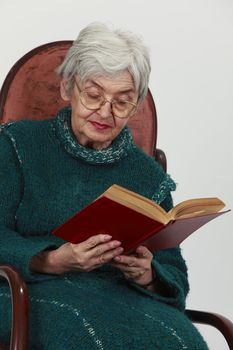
[52,195,229,252]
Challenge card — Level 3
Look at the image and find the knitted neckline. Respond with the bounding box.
[53,107,135,164]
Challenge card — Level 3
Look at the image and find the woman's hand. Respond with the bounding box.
[112,245,155,288]
[30,234,123,275]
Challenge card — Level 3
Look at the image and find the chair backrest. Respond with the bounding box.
[0,41,157,157]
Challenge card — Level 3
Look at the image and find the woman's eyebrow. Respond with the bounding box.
[116,88,135,95]
[86,80,135,95]
[85,80,103,89]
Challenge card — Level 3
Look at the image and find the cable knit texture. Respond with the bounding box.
[0,107,208,349]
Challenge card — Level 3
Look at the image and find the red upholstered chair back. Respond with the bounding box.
[0,41,157,158]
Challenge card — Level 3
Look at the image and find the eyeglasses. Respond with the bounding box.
[74,81,138,119]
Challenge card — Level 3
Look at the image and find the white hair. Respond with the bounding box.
[57,23,151,100]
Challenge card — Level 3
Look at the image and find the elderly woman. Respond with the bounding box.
[0,23,208,349]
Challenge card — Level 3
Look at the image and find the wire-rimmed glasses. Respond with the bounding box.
[75,81,138,119]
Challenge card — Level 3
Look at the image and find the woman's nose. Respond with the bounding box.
[98,101,113,118]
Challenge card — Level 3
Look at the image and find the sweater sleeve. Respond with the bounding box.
[129,193,189,312]
[0,128,62,283]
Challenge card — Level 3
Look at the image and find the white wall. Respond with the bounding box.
[1,0,232,348]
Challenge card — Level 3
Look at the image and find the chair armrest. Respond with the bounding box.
[155,149,167,173]
[185,309,233,349]
[0,265,29,350]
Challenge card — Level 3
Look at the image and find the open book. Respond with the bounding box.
[52,184,229,252]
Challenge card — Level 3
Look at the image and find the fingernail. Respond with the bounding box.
[104,235,112,240]
[117,247,124,253]
[114,256,121,261]
[113,241,121,247]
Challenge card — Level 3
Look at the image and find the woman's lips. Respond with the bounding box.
[90,121,110,130]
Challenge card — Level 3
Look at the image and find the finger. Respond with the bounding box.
[135,246,152,259]
[94,246,124,265]
[112,262,141,273]
[79,234,112,251]
[113,255,137,267]
[112,263,145,279]
[125,269,145,279]
[91,240,122,258]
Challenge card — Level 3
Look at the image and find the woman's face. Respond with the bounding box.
[60,71,138,150]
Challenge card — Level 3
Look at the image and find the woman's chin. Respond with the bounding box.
[81,130,113,149]
[86,126,116,143]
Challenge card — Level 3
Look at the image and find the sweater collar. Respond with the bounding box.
[53,107,135,164]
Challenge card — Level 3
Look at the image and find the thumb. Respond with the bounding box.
[135,245,151,258]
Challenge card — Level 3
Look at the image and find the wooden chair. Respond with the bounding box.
[0,41,233,350]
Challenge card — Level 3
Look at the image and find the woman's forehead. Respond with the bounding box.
[80,72,137,95]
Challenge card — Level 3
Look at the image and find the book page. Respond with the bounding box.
[170,198,225,220]
[104,185,170,224]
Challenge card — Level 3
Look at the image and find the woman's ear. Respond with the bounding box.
[60,80,70,101]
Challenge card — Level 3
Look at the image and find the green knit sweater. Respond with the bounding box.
[0,107,208,349]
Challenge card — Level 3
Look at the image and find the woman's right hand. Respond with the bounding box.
[30,234,123,275]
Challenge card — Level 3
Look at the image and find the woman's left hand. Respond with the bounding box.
[111,245,154,287]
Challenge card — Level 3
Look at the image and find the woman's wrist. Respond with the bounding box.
[140,278,155,287]
[136,268,157,291]
[29,249,64,275]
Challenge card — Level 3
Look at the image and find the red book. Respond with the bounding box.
[52,185,229,252]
